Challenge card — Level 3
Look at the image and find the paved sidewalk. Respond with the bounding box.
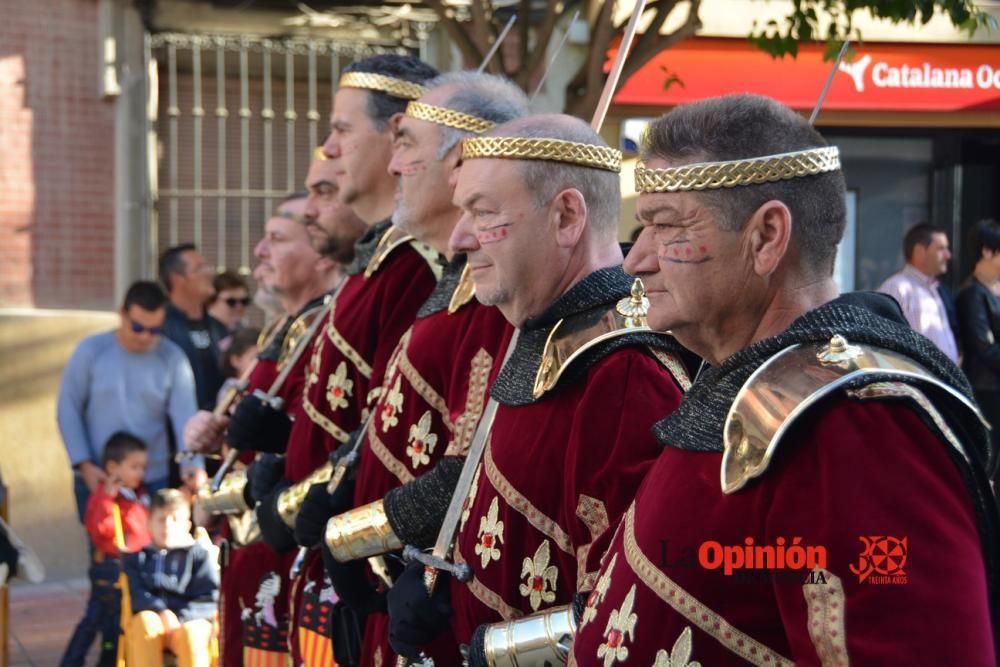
[7,578,99,667]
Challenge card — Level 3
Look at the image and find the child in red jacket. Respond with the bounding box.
[61,432,152,667]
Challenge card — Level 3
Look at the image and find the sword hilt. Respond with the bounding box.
[210,449,240,492]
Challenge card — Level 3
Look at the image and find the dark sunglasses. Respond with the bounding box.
[129,320,163,335]
[224,297,251,308]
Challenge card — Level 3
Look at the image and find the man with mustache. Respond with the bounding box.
[567,94,998,665]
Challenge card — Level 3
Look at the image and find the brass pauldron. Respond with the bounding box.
[533,278,663,398]
[276,461,335,528]
[723,334,987,494]
[324,499,403,563]
[197,469,250,515]
[482,604,576,667]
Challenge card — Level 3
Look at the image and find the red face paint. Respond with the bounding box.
[476,225,510,245]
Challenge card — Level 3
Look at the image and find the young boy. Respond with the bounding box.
[62,432,151,667]
[124,488,219,667]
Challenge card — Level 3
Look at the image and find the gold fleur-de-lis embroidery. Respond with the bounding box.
[380,375,403,432]
[581,553,617,627]
[652,627,700,667]
[475,497,504,569]
[460,463,482,533]
[326,361,353,412]
[518,540,558,611]
[406,411,438,468]
[597,585,638,667]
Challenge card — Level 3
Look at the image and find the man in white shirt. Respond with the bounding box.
[879,223,960,362]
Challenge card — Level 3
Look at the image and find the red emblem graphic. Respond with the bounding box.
[849,536,908,584]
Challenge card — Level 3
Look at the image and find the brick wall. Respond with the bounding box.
[0,0,117,309]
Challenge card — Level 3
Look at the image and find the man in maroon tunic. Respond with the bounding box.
[187,187,352,666]
[563,95,999,666]
[384,114,696,665]
[238,55,444,666]
[290,72,531,667]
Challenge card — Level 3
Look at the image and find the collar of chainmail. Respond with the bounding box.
[346,219,394,276]
[417,253,466,319]
[491,264,683,406]
[654,291,977,453]
[259,293,327,362]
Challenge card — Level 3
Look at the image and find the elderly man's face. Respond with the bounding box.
[253,198,322,295]
[450,158,558,326]
[629,160,754,340]
[388,112,455,246]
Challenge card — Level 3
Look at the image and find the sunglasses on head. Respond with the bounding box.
[225,297,251,308]
[129,320,163,335]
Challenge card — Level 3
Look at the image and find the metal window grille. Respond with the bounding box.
[145,33,404,275]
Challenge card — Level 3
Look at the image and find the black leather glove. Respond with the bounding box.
[466,624,489,667]
[227,391,291,453]
[387,560,452,659]
[294,477,355,549]
[246,454,286,507]
[256,481,297,553]
[321,544,386,616]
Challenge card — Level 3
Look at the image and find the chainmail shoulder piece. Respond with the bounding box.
[490,264,688,406]
[346,219,393,276]
[417,254,466,319]
[655,292,976,453]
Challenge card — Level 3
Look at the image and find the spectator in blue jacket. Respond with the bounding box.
[124,489,219,667]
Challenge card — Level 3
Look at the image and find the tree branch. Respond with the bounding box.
[621,0,701,85]
[424,0,484,67]
[522,0,565,84]
[629,0,678,69]
[518,0,531,78]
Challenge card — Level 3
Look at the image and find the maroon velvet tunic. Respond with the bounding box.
[569,397,996,666]
[282,224,439,666]
[353,272,513,667]
[448,345,687,656]
[284,225,440,483]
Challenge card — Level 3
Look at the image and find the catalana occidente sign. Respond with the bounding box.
[612,38,1000,112]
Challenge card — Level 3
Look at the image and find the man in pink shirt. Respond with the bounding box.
[879,223,960,362]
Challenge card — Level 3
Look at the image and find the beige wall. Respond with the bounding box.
[0,310,118,581]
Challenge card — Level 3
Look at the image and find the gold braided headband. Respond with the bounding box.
[405,102,495,134]
[634,146,840,193]
[462,137,622,173]
[338,72,426,100]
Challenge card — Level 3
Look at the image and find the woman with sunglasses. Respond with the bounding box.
[208,270,252,333]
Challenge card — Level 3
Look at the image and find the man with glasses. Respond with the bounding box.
[58,280,200,523]
[159,244,229,412]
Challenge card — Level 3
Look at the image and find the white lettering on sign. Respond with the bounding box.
[871,62,974,89]
[840,58,1000,92]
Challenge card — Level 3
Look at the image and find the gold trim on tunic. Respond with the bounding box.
[482,441,574,556]
[621,504,792,667]
[446,348,493,457]
[366,417,415,486]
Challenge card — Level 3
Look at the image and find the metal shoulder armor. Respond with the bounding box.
[533,278,678,398]
[364,225,443,281]
[277,301,324,370]
[722,334,987,494]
